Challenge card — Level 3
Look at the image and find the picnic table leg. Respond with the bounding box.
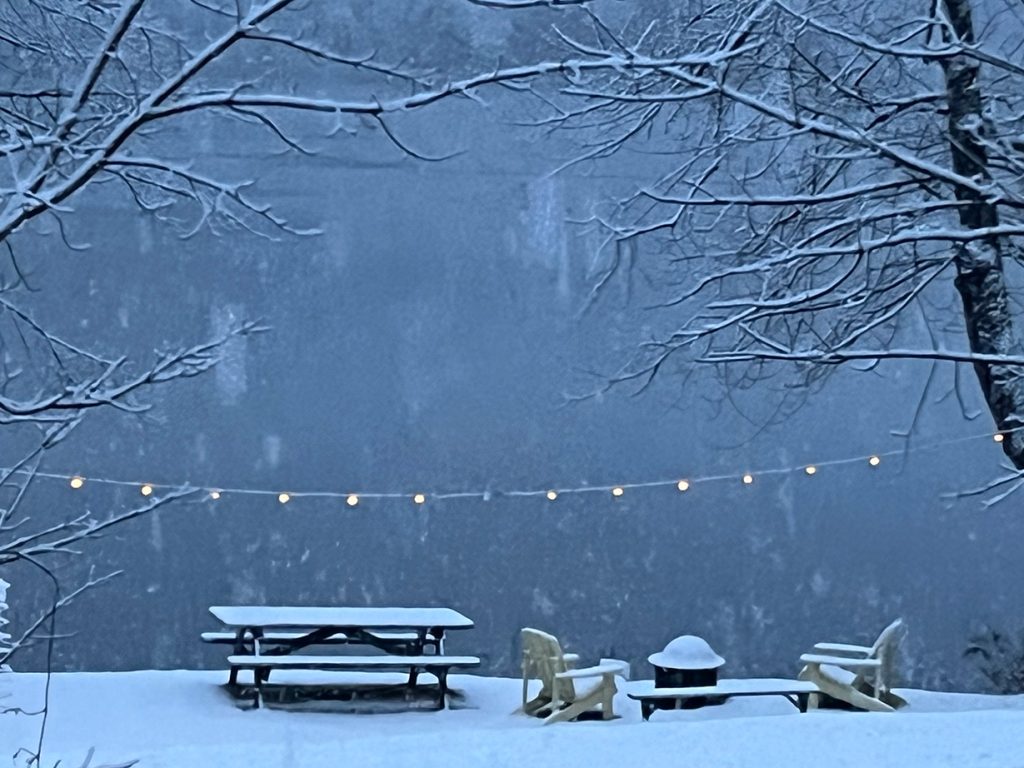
[641,701,654,721]
[428,627,445,655]
[404,630,429,687]
[228,627,251,687]
[431,667,449,710]
[253,666,264,709]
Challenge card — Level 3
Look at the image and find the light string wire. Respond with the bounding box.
[2,425,1020,503]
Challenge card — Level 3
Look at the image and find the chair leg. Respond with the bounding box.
[542,684,608,725]
[803,668,895,713]
[522,694,553,716]
[600,674,617,719]
[544,697,593,725]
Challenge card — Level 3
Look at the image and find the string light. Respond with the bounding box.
[10,424,1019,508]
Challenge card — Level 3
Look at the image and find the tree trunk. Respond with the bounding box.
[941,0,1024,467]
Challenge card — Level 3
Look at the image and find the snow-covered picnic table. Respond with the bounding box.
[205,605,479,708]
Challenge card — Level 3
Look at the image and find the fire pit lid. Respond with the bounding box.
[647,635,725,670]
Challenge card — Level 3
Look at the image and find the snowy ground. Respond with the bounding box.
[3,671,1024,768]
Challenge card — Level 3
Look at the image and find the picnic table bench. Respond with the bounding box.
[228,654,481,708]
[627,678,821,720]
[201,629,419,648]
[205,606,479,709]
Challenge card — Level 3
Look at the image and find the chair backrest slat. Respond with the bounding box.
[521,627,576,703]
[870,618,907,694]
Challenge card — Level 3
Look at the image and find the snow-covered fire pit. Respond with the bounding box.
[647,635,725,709]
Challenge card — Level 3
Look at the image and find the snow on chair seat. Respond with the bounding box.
[798,654,882,669]
[812,642,874,655]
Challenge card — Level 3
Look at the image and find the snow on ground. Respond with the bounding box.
[3,671,1024,768]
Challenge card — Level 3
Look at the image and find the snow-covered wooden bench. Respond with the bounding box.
[627,678,821,720]
[227,653,481,709]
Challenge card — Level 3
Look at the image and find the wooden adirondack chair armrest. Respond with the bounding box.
[563,653,580,668]
[812,642,873,656]
[556,659,629,680]
[599,658,630,680]
[800,653,882,669]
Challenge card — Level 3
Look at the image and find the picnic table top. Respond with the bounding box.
[227,654,481,668]
[627,678,819,698]
[209,605,474,630]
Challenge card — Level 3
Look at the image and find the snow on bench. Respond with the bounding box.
[201,630,418,644]
[227,654,480,669]
[627,678,820,720]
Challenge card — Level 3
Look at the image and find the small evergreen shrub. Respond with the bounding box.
[964,625,1024,694]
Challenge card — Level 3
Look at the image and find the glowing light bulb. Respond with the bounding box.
[868,455,881,467]
[676,480,690,492]
[140,484,153,496]
[804,466,816,476]
[546,490,558,501]
[742,474,754,485]
[611,486,624,497]
[413,493,426,505]
[278,492,291,504]
[209,490,221,500]
[994,433,1005,443]
[69,476,84,489]
[346,494,359,507]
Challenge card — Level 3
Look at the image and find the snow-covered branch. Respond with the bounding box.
[699,348,1024,367]
[526,0,1024,466]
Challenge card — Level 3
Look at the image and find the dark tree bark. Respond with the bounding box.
[942,0,1024,467]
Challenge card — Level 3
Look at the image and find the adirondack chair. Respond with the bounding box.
[798,618,908,712]
[519,627,629,724]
